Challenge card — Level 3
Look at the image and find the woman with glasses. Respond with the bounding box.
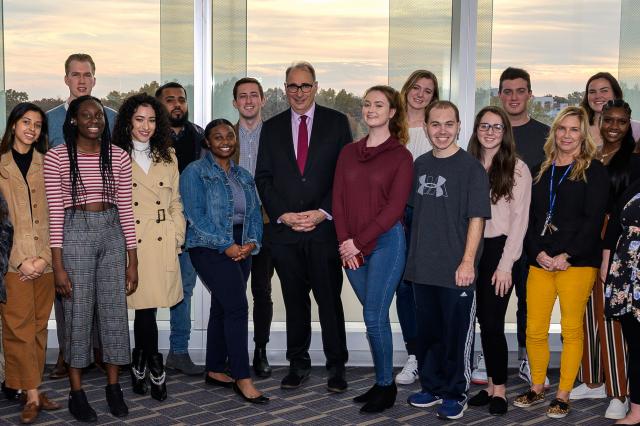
[394,71,439,386]
[513,106,609,419]
[467,106,532,415]
[572,99,640,420]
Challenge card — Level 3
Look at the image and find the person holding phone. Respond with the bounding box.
[332,85,413,413]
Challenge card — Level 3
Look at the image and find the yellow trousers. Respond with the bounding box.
[526,266,596,392]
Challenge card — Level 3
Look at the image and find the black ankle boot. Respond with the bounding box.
[253,346,272,378]
[130,348,148,395]
[148,352,167,401]
[353,384,379,403]
[360,383,397,413]
[68,389,97,422]
[105,383,128,417]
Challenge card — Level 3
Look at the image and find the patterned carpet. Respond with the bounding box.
[0,366,620,425]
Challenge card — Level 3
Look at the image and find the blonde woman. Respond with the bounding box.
[514,106,609,419]
[394,69,440,385]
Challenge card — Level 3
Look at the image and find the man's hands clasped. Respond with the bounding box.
[279,210,326,232]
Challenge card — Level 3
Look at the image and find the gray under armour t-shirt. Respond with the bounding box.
[404,148,491,289]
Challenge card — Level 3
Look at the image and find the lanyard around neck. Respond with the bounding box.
[547,161,573,221]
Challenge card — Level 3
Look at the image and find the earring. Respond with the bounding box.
[70,119,76,125]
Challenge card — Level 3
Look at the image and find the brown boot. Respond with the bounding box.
[49,352,68,380]
[20,401,40,424]
[38,393,61,410]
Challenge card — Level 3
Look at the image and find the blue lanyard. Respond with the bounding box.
[547,161,573,223]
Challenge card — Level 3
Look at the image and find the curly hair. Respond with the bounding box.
[467,106,517,204]
[363,85,409,145]
[535,106,596,183]
[112,93,172,164]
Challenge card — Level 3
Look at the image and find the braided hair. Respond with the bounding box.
[62,95,115,210]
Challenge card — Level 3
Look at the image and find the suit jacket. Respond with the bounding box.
[255,104,352,244]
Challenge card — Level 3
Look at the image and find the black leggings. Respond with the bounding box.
[620,314,640,404]
[134,308,158,355]
[476,236,516,385]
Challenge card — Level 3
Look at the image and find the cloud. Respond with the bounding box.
[490,0,621,95]
[3,0,161,99]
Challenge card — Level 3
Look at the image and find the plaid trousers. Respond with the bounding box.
[61,208,130,368]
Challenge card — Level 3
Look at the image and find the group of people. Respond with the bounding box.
[0,53,637,426]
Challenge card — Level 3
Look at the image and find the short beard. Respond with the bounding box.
[169,110,189,127]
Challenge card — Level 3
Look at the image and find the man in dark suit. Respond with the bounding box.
[255,61,351,392]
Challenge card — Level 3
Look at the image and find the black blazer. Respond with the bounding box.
[255,104,352,244]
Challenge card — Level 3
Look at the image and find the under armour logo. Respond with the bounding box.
[460,291,467,297]
[417,175,448,197]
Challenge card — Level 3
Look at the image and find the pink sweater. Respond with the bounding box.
[484,159,532,272]
[44,144,137,250]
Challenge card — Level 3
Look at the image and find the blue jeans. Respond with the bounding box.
[396,207,417,355]
[169,251,197,354]
[396,280,417,354]
[346,222,405,385]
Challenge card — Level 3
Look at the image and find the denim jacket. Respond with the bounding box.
[180,152,262,254]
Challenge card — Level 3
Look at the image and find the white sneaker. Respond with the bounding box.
[471,354,488,385]
[518,359,550,389]
[395,355,418,385]
[569,383,607,400]
[605,398,629,419]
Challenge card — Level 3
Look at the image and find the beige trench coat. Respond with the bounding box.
[127,153,186,309]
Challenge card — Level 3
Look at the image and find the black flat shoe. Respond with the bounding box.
[281,371,310,389]
[232,382,269,404]
[205,374,234,388]
[489,396,508,416]
[468,389,491,406]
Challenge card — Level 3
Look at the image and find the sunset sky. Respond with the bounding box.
[2,0,624,100]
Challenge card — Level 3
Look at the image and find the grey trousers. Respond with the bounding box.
[61,208,130,368]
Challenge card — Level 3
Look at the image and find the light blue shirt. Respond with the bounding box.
[46,102,118,148]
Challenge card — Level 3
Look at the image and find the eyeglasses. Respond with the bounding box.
[478,123,505,133]
[286,83,314,94]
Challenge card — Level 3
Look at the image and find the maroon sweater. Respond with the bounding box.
[332,135,413,255]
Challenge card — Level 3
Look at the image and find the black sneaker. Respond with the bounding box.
[68,389,97,423]
[327,367,348,393]
[280,370,310,389]
[105,384,128,417]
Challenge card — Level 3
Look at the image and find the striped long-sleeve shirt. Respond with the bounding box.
[43,144,137,250]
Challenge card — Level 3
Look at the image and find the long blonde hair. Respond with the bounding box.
[535,106,596,183]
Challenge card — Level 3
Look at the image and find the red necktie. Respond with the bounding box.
[297,115,308,174]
